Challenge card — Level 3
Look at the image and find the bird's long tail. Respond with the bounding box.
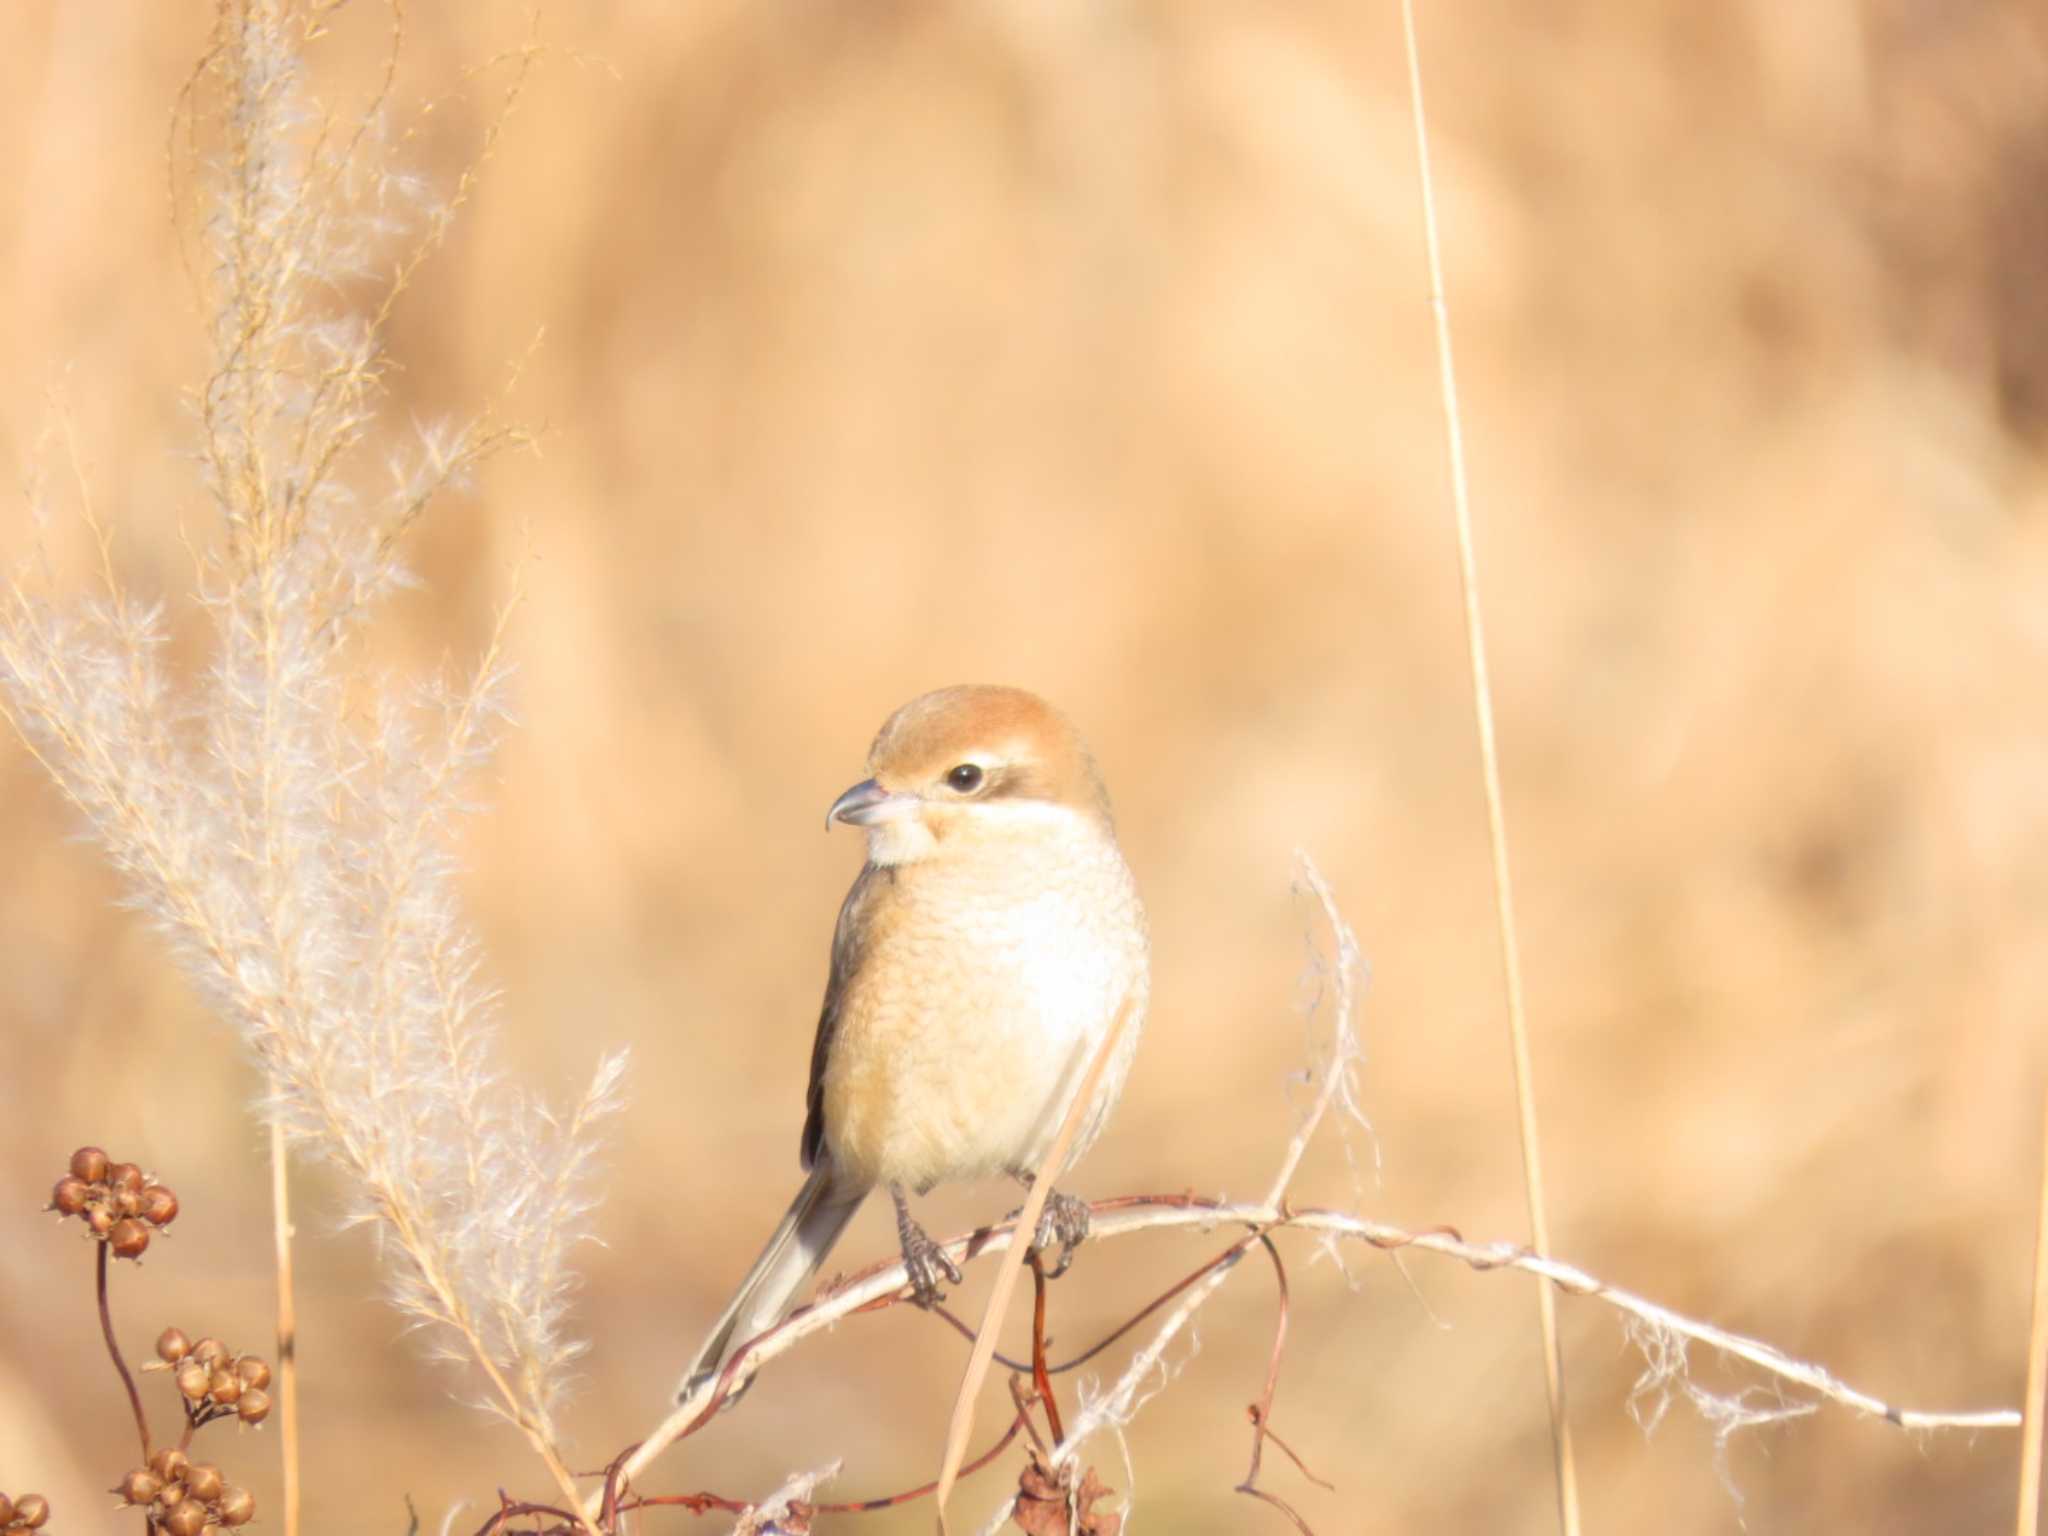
[677,1162,865,1403]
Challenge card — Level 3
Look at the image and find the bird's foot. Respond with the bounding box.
[891,1183,962,1307]
[1011,1185,1091,1279]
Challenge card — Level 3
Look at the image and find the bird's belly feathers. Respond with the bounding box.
[820,847,1145,1194]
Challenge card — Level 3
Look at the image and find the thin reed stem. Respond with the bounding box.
[268,1097,302,1536]
[2015,1076,2048,1536]
[1398,5,1580,1531]
[932,993,1140,1530]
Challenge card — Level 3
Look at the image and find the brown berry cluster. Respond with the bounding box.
[152,1331,272,1428]
[0,1493,50,1532]
[115,1451,252,1534]
[48,1147,179,1260]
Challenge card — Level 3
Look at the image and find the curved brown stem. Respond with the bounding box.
[97,1240,152,1461]
[815,1408,1030,1514]
[469,1498,586,1536]
[924,1218,1265,1378]
[605,1409,1033,1526]
[1237,1233,1332,1533]
[1028,1249,1065,1444]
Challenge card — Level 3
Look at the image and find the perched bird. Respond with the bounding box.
[679,684,1149,1402]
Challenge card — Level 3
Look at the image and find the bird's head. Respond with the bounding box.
[826,685,1114,866]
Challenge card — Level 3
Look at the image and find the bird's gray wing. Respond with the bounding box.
[800,862,891,1170]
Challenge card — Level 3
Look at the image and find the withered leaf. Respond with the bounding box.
[1011,1453,1122,1536]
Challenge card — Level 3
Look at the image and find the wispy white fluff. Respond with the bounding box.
[1626,1314,1818,1518]
[731,1463,840,1535]
[0,0,612,1449]
[1279,851,1377,1206]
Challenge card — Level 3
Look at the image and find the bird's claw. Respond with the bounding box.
[900,1223,963,1308]
[891,1184,961,1307]
[1013,1188,1091,1279]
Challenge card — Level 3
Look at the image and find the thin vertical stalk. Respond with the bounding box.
[1398,4,1580,1531]
[269,1104,302,1536]
[2014,1077,2048,1536]
[933,995,1138,1532]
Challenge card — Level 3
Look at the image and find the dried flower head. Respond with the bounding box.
[45,1148,179,1260]
[120,1457,250,1536]
[153,1334,273,1429]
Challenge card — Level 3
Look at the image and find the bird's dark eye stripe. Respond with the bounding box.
[946,763,984,792]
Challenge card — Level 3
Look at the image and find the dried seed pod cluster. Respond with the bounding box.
[48,1147,179,1260]
[153,1330,273,1426]
[0,1493,51,1532]
[115,1450,252,1532]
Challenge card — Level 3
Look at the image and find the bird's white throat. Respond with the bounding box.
[864,798,1096,868]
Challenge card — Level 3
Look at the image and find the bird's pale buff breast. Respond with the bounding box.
[819,812,1148,1194]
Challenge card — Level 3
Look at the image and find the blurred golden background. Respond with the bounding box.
[5,2,2048,1531]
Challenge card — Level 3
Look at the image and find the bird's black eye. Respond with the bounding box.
[946,762,984,793]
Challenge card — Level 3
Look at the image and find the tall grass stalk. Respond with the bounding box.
[0,2,621,1521]
[267,1094,301,1536]
[1398,3,1582,1530]
[2015,1079,2048,1536]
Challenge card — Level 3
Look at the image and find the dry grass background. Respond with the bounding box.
[3,2,2047,1531]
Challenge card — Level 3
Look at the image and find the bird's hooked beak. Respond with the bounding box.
[827,778,920,830]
